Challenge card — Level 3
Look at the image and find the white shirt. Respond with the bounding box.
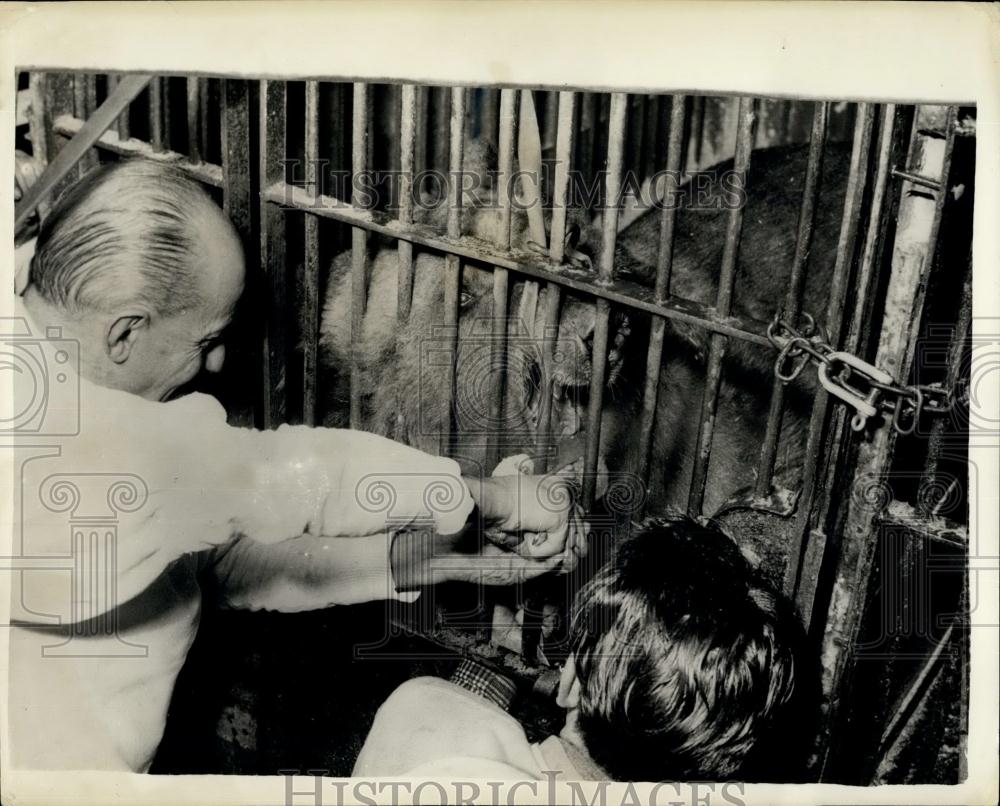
[5,293,474,771]
[353,676,606,781]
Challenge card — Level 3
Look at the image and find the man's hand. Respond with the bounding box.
[389,527,570,590]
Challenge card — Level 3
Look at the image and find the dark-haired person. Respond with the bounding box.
[7,158,584,771]
[353,517,810,782]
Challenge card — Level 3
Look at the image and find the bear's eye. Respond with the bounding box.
[459,289,477,309]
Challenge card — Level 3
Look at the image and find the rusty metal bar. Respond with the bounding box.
[783,103,876,608]
[199,78,211,162]
[534,92,577,470]
[636,94,687,493]
[414,84,429,187]
[26,73,51,167]
[106,74,130,141]
[397,85,418,320]
[221,79,260,428]
[162,77,173,152]
[923,251,972,487]
[486,88,518,471]
[642,94,661,176]
[844,106,899,357]
[582,92,627,509]
[187,77,202,164]
[148,78,164,152]
[259,80,289,429]
[302,80,321,426]
[15,75,152,232]
[817,105,957,778]
[350,82,370,430]
[51,116,223,186]
[266,179,776,349]
[755,101,830,498]
[687,96,757,516]
[440,86,467,456]
[432,86,450,175]
[393,84,418,440]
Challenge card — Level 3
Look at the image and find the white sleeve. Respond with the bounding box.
[16,386,472,623]
[210,532,420,612]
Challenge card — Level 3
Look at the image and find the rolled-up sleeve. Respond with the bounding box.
[210,532,419,612]
[16,376,472,622]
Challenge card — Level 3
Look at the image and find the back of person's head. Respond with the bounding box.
[29,158,220,317]
[567,516,811,782]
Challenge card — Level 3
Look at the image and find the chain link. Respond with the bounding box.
[766,314,957,435]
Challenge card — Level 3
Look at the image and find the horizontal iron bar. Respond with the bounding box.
[890,167,943,192]
[263,180,773,347]
[53,115,224,187]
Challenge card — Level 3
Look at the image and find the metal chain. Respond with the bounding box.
[766,314,957,435]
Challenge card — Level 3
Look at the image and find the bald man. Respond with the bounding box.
[6,159,584,771]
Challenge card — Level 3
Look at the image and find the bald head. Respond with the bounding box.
[24,159,246,401]
[29,159,237,317]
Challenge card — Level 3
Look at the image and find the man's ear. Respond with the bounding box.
[106,314,148,364]
[556,654,582,710]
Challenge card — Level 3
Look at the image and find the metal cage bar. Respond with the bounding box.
[636,95,687,494]
[817,105,958,777]
[350,82,370,429]
[755,101,830,497]
[187,77,202,164]
[302,80,321,426]
[534,91,577,470]
[393,84,418,439]
[784,103,876,609]
[485,88,518,471]
[106,74,131,141]
[259,80,289,429]
[687,97,758,515]
[582,92,628,509]
[148,78,164,152]
[440,86,467,456]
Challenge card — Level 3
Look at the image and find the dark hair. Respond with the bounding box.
[29,158,215,316]
[568,516,810,782]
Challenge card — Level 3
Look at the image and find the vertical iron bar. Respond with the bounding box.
[161,77,172,152]
[394,84,418,440]
[433,86,450,175]
[106,74,130,141]
[818,106,957,778]
[582,92,628,510]
[259,80,289,429]
[414,84,429,188]
[222,78,259,428]
[755,101,830,497]
[199,78,211,162]
[922,252,971,486]
[534,92,577,470]
[844,106,898,355]
[397,84,418,320]
[440,87,466,456]
[486,89,517,471]
[187,77,202,164]
[350,82,370,430]
[636,95,687,495]
[687,97,757,515]
[26,73,51,165]
[302,80,321,426]
[783,103,878,608]
[642,94,661,176]
[148,78,164,152]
